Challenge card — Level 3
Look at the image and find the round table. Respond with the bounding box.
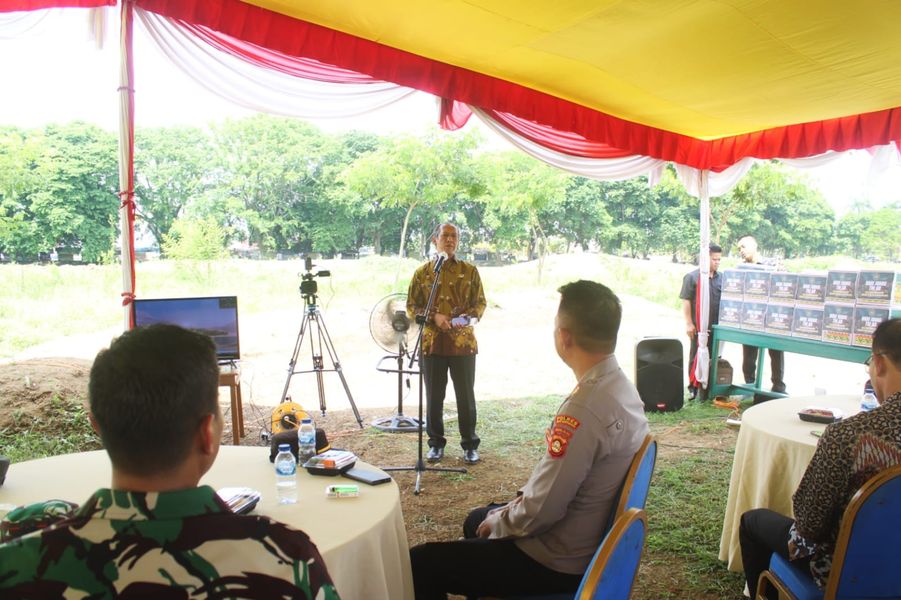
[0,446,413,600]
[718,394,859,572]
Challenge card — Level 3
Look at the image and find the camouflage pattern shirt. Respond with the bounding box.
[407,256,486,356]
[0,485,340,599]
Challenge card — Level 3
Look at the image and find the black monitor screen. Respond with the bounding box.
[132,296,240,361]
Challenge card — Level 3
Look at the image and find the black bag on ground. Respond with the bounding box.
[268,428,331,463]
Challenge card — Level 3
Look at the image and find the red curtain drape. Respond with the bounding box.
[135,0,901,171]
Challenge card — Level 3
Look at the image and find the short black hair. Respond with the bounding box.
[89,324,219,476]
[709,243,722,253]
[557,280,622,353]
[873,318,901,369]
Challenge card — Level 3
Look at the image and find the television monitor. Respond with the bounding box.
[132,296,240,362]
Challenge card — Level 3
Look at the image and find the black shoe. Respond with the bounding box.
[426,447,444,463]
[463,449,480,464]
[772,384,787,394]
[687,386,698,400]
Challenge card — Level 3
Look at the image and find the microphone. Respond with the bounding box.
[434,251,448,272]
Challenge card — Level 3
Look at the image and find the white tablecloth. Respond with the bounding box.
[718,395,859,571]
[0,446,413,600]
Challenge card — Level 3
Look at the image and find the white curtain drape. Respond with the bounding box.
[695,170,711,387]
[136,10,419,120]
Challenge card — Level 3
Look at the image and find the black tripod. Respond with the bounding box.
[383,256,465,494]
[279,288,363,428]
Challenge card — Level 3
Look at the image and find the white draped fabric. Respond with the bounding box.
[136,10,419,120]
[695,171,711,387]
[0,8,53,38]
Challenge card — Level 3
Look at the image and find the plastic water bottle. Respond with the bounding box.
[861,380,878,412]
[274,443,297,504]
[298,418,316,466]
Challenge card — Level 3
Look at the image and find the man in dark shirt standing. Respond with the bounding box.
[679,243,722,400]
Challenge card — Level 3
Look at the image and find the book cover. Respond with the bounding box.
[796,274,827,307]
[822,303,854,345]
[743,271,770,301]
[741,301,767,331]
[792,307,825,340]
[768,272,798,303]
[825,270,858,304]
[718,298,743,328]
[852,306,891,348]
[720,269,744,299]
[765,303,794,335]
[855,271,896,306]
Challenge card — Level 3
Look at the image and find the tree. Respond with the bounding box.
[134,126,213,251]
[341,128,485,258]
[482,152,568,280]
[162,215,227,260]
[0,123,119,263]
[862,204,901,261]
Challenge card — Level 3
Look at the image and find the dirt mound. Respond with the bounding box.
[0,358,91,430]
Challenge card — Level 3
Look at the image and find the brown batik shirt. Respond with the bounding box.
[406,255,486,356]
[789,391,901,587]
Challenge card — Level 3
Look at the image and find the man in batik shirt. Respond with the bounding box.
[0,324,339,599]
[740,317,901,598]
[407,222,486,464]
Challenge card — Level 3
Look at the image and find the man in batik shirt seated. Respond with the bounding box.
[739,317,901,598]
[0,324,339,599]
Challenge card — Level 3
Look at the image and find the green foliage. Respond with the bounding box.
[162,216,228,260]
[1,117,893,268]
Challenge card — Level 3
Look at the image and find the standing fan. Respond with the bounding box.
[369,292,421,432]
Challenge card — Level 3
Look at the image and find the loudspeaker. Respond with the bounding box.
[635,337,683,412]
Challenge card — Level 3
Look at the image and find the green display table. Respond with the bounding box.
[708,325,870,399]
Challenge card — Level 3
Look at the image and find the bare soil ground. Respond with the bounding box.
[0,271,865,598]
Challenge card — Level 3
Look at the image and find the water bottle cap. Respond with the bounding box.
[302,418,312,424]
[278,444,291,451]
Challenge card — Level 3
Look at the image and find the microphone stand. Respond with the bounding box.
[383,254,466,495]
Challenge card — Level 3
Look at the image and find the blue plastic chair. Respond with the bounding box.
[606,434,657,531]
[756,463,901,600]
[573,508,647,600]
[503,434,656,600]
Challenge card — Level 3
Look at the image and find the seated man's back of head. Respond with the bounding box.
[0,324,339,599]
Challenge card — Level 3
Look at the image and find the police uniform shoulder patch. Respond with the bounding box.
[546,414,581,458]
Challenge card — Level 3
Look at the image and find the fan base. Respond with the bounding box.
[370,413,423,433]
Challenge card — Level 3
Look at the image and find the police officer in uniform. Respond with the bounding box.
[410,280,649,599]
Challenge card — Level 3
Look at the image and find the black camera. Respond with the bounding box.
[300,256,330,301]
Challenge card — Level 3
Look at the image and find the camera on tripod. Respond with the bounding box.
[299,255,330,301]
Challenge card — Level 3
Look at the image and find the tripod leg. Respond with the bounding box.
[279,310,310,404]
[314,310,364,428]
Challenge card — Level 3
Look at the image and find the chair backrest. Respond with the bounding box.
[605,434,656,535]
[826,463,901,599]
[575,508,647,600]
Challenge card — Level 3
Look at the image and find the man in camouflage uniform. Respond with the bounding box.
[0,324,339,599]
[410,280,649,598]
[407,222,487,464]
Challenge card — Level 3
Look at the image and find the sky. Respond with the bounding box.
[2,9,900,218]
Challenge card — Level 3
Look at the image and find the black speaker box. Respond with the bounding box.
[635,337,683,412]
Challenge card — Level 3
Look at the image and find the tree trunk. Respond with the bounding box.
[398,201,418,259]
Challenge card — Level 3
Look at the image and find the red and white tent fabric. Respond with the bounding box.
[3,0,900,385]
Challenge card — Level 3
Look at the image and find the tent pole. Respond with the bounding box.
[116,0,137,330]
[696,170,711,388]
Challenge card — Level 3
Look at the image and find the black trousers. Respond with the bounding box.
[409,505,583,599]
[742,345,785,391]
[739,508,810,600]
[422,354,479,451]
